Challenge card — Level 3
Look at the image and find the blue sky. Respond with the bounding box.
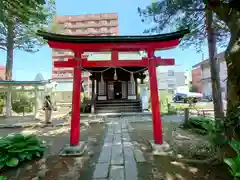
[0,0,225,80]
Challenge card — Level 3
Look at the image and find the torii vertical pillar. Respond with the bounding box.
[70,65,82,146]
[57,52,86,156]
[147,49,163,145]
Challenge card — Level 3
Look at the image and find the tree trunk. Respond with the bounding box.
[205,8,224,119]
[225,32,240,112]
[225,26,240,141]
[5,20,14,117]
[207,0,240,158]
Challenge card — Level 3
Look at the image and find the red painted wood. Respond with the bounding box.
[48,39,179,52]
[70,68,82,146]
[48,37,179,147]
[53,60,78,68]
[54,57,175,68]
[147,49,163,145]
[150,58,175,66]
[111,51,118,65]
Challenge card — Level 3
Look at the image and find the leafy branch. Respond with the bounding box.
[138,0,230,51]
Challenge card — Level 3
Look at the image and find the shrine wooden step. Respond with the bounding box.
[95,99,142,113]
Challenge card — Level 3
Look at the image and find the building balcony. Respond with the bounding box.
[65,30,116,36]
[52,75,73,80]
[57,14,118,24]
[52,73,89,79]
[66,22,118,29]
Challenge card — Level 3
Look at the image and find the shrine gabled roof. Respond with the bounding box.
[37,29,190,44]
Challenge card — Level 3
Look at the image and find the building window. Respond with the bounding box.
[168,84,175,88]
[93,28,98,32]
[168,70,174,76]
[71,22,76,25]
[101,20,107,24]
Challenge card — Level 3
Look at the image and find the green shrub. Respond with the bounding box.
[0,133,47,170]
[0,99,4,114]
[0,92,4,114]
[0,176,6,180]
[188,116,213,133]
[224,140,240,180]
[11,92,34,115]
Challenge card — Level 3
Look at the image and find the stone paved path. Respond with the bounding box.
[92,117,146,180]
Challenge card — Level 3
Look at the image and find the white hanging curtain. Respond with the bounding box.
[113,68,117,80]
[130,72,134,82]
[100,72,104,84]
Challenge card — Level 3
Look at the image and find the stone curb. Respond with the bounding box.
[0,118,106,129]
[0,123,70,129]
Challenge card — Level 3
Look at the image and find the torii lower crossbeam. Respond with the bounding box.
[54,57,174,68]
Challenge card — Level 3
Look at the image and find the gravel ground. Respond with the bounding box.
[129,120,231,180]
[0,123,106,180]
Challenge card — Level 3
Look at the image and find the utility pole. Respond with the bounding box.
[205,6,224,118]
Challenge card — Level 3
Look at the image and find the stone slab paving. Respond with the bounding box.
[92,117,146,180]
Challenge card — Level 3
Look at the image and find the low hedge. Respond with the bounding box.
[0,133,47,170]
[188,116,213,134]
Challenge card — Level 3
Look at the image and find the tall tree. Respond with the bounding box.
[205,7,224,118]
[138,0,240,112]
[0,0,47,23]
[138,0,239,113]
[138,0,240,159]
[0,0,55,116]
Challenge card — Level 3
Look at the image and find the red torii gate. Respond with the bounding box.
[37,29,189,149]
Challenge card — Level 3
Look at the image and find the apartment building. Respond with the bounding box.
[52,13,119,101]
[200,52,227,99]
[156,68,186,94]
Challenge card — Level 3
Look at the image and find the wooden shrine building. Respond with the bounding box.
[37,29,189,147]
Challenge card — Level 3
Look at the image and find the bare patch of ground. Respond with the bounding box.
[129,120,231,180]
[0,123,106,180]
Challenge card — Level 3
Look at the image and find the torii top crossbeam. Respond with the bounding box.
[37,29,189,52]
[37,29,189,69]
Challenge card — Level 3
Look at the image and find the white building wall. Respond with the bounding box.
[156,68,185,93]
[200,53,227,100]
[202,79,212,97]
[184,70,192,86]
